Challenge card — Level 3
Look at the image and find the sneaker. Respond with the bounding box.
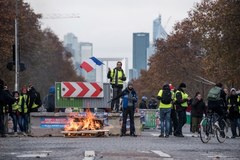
[214,121,220,128]
[159,134,164,138]
[13,132,18,136]
[165,135,169,138]
[220,131,225,138]
[231,135,236,139]
[23,132,27,136]
[120,133,126,137]
[130,133,137,137]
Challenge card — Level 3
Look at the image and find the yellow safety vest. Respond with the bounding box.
[157,90,172,109]
[19,94,28,113]
[12,100,21,112]
[174,90,189,108]
[110,69,125,85]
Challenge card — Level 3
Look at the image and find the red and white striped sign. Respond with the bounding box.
[61,82,103,98]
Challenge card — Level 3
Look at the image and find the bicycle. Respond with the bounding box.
[199,110,228,143]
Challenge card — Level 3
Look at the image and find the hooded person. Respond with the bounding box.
[119,81,138,137]
[27,84,42,112]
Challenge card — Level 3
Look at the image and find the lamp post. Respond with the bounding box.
[14,0,19,91]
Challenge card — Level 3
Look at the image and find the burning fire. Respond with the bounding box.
[64,110,103,131]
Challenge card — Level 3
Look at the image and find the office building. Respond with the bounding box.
[133,32,149,75]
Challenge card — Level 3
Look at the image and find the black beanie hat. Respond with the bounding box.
[179,83,186,88]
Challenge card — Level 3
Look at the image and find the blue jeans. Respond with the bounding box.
[10,113,22,132]
[21,114,29,133]
[160,108,171,135]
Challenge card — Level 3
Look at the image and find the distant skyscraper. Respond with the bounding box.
[146,15,168,70]
[79,42,95,81]
[133,33,149,75]
[129,68,139,81]
[153,15,168,41]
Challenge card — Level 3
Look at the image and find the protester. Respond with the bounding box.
[43,86,55,112]
[157,84,172,138]
[27,84,42,112]
[107,61,126,112]
[139,96,148,109]
[11,91,22,135]
[20,86,29,135]
[174,83,190,137]
[117,82,138,137]
[227,88,240,138]
[0,79,15,137]
[148,95,158,109]
[207,83,227,133]
[191,92,206,137]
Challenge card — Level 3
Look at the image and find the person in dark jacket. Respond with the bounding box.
[139,96,148,109]
[119,82,138,137]
[148,95,158,109]
[0,79,15,137]
[43,86,55,112]
[207,83,227,130]
[191,92,206,137]
[227,88,240,138]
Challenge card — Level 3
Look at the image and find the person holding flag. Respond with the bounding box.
[107,61,126,112]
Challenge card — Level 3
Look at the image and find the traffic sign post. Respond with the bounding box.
[55,82,110,109]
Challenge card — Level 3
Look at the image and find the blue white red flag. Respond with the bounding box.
[80,57,104,72]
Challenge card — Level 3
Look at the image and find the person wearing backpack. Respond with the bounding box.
[107,61,126,112]
[27,84,42,112]
[43,86,55,112]
[157,84,172,138]
[174,83,190,137]
[207,83,227,131]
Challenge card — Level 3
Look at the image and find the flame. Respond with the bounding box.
[64,109,102,131]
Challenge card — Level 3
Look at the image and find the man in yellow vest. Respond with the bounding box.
[157,84,173,138]
[174,83,190,137]
[107,61,126,112]
[20,86,29,135]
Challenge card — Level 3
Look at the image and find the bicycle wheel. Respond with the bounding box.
[216,120,228,143]
[199,118,211,143]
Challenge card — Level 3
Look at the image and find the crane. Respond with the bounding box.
[41,13,80,19]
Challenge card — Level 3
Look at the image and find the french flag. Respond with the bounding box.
[80,57,104,72]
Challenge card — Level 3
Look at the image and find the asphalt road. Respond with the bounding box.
[0,126,239,160]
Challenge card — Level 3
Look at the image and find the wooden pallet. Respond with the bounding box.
[61,130,109,137]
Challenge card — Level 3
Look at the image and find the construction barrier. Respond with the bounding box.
[139,109,191,129]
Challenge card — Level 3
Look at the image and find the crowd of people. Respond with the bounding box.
[138,82,240,139]
[0,79,42,137]
[1,61,240,139]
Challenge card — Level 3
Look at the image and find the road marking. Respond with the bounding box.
[83,151,95,160]
[151,150,171,158]
[15,151,51,158]
[17,154,48,158]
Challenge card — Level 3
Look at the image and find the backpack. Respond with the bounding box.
[34,91,42,106]
[161,89,172,104]
[207,86,221,101]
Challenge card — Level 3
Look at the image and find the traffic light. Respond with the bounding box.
[6,61,26,72]
[7,44,25,72]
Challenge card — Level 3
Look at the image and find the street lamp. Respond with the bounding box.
[14,0,19,91]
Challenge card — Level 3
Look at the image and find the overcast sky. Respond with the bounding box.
[24,0,202,68]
